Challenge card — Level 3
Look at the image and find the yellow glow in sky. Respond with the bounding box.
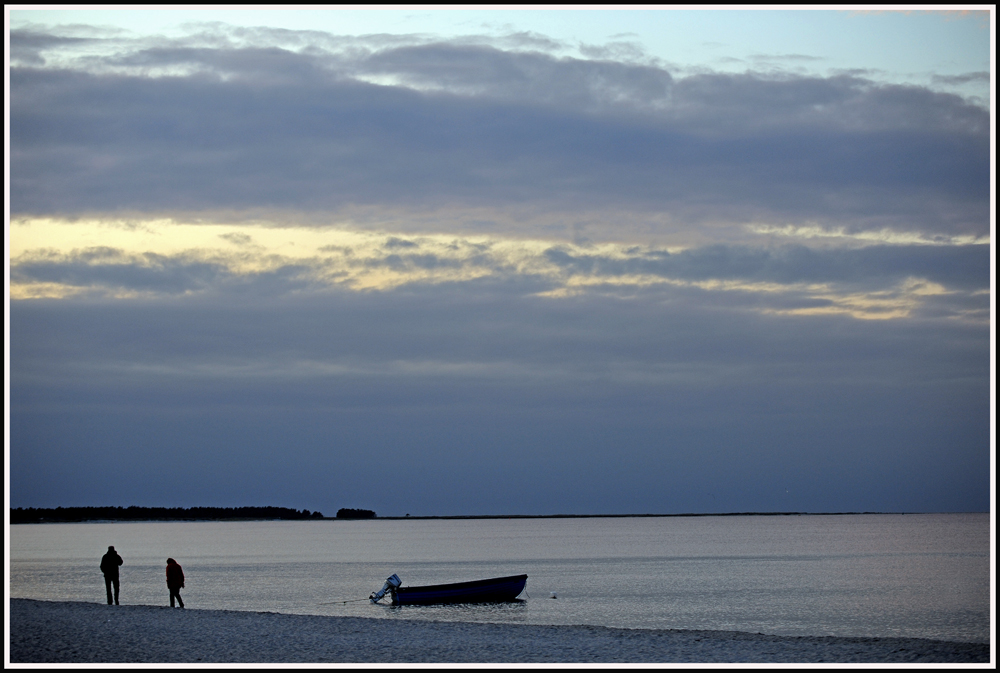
[8,216,979,322]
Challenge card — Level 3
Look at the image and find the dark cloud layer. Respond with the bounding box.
[9,284,990,515]
[9,28,990,236]
[545,242,990,291]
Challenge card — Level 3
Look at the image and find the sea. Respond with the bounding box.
[7,513,992,644]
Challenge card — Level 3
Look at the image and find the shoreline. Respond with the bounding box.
[10,511,963,525]
[8,598,991,664]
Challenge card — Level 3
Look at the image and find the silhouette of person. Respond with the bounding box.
[100,545,123,605]
[166,558,185,608]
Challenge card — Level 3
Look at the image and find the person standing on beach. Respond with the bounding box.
[166,558,185,608]
[100,546,123,605]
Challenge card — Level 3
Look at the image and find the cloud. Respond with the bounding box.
[931,71,990,86]
[7,21,991,515]
[8,29,98,65]
[10,266,989,512]
[9,247,318,299]
[543,242,989,292]
[9,25,989,242]
[219,231,257,247]
[9,219,988,324]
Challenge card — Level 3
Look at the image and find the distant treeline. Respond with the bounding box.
[336,508,376,519]
[10,506,325,524]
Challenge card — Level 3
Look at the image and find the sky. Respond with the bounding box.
[5,6,995,516]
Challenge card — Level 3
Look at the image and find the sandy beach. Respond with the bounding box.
[7,598,991,665]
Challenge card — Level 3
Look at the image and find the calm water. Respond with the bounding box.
[7,513,991,644]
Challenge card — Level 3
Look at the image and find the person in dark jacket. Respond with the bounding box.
[100,546,124,605]
[166,558,185,608]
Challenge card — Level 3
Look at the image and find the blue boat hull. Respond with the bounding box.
[392,574,528,605]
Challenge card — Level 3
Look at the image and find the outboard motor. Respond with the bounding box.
[369,574,402,604]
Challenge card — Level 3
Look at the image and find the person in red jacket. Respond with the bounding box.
[165,558,185,608]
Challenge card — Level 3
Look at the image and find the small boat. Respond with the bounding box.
[369,573,528,605]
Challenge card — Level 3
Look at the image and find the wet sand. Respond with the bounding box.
[7,598,991,664]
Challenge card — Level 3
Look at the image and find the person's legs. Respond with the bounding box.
[169,587,184,608]
[105,577,113,604]
[112,578,120,605]
[169,587,175,607]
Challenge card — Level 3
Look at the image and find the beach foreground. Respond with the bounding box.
[8,598,991,664]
